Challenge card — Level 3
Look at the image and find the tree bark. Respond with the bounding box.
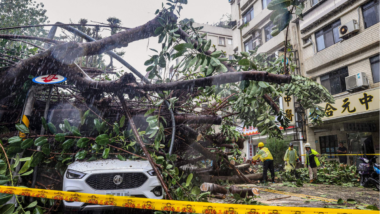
[199,173,263,183]
[200,183,228,195]
[118,94,172,200]
[229,185,259,197]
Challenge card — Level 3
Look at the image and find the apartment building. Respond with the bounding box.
[293,0,379,165]
[230,0,306,161]
[230,0,379,163]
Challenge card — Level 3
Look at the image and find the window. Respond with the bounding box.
[244,38,253,52]
[320,67,349,95]
[315,20,342,51]
[370,55,379,83]
[227,38,233,45]
[311,0,319,6]
[262,0,272,9]
[228,55,234,60]
[319,135,338,158]
[243,7,254,24]
[264,22,274,42]
[219,37,225,46]
[363,0,380,29]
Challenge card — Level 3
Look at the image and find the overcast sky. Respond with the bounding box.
[38,0,231,80]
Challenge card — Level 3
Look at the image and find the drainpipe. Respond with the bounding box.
[299,132,304,164]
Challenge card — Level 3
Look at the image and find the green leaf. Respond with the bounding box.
[64,119,72,133]
[19,157,32,174]
[102,148,110,159]
[120,115,126,128]
[15,124,29,134]
[21,169,34,176]
[94,119,101,132]
[337,198,344,204]
[144,109,156,117]
[25,201,37,209]
[71,126,81,136]
[77,138,90,148]
[241,51,250,57]
[203,40,211,52]
[95,134,110,146]
[8,136,22,144]
[54,133,65,143]
[187,56,198,68]
[210,57,221,67]
[62,139,75,150]
[21,139,33,149]
[173,43,193,52]
[210,51,222,58]
[42,144,50,156]
[0,175,9,185]
[206,66,214,76]
[0,193,12,205]
[117,154,126,161]
[81,110,90,125]
[34,137,48,146]
[0,204,14,214]
[238,58,250,66]
[258,81,269,88]
[217,64,228,73]
[75,150,87,160]
[47,122,56,134]
[186,173,193,187]
[41,117,48,131]
[33,207,43,214]
[191,186,201,195]
[154,27,164,35]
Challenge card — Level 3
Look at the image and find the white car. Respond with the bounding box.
[63,159,163,211]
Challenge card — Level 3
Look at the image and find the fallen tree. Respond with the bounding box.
[0,0,335,212]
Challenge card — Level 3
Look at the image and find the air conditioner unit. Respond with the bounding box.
[345,72,369,91]
[339,20,359,38]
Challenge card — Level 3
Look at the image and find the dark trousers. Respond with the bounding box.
[263,160,275,182]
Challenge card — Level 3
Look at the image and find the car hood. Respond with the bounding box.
[67,159,152,173]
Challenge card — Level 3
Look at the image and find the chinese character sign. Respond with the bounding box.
[319,89,379,120]
[282,95,295,125]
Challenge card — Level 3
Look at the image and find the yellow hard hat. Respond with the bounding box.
[258,142,264,148]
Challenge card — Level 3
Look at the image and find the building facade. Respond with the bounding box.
[295,0,379,165]
[229,0,379,164]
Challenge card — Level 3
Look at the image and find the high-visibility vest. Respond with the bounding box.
[252,147,273,162]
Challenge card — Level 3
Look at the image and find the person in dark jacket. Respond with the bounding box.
[337,142,347,164]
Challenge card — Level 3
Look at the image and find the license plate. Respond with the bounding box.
[106,191,130,196]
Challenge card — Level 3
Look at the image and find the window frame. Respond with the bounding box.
[219,37,226,46]
[262,0,272,10]
[243,7,254,24]
[319,135,338,158]
[362,0,380,29]
[264,22,274,42]
[320,67,349,95]
[244,37,254,52]
[311,0,319,6]
[315,20,342,52]
[370,55,380,83]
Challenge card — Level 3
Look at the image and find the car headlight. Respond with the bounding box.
[66,169,86,179]
[147,169,156,176]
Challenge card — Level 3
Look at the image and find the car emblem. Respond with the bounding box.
[113,175,123,185]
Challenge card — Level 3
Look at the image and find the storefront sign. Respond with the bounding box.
[283,95,295,125]
[33,74,67,84]
[236,125,295,136]
[319,88,379,120]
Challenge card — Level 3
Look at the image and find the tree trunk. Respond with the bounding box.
[229,185,260,197]
[199,173,263,183]
[200,183,228,195]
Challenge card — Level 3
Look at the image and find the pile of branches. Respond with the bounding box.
[280,156,360,187]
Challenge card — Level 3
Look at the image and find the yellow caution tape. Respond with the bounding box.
[0,186,378,214]
[301,154,380,156]
[19,115,30,138]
